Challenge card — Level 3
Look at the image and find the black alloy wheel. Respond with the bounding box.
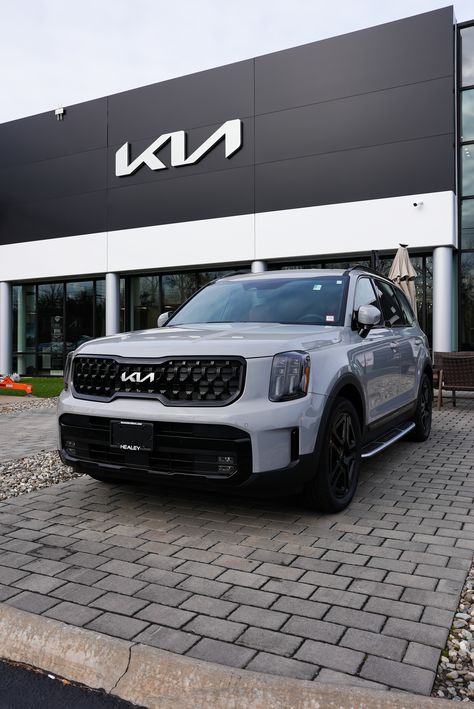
[327,410,358,499]
[407,372,432,442]
[305,397,362,513]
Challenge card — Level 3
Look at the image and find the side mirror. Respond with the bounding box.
[357,305,381,338]
[157,311,173,328]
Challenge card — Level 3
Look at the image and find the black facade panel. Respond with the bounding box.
[255,135,455,213]
[107,120,254,190]
[255,77,454,165]
[0,191,107,245]
[0,149,107,207]
[107,166,254,232]
[0,98,107,169]
[108,60,254,145]
[0,8,455,247]
[255,7,454,114]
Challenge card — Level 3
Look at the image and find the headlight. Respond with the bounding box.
[64,352,74,391]
[269,351,311,402]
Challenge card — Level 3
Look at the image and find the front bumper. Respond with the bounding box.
[58,389,327,475]
[59,443,316,492]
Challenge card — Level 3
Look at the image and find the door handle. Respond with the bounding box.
[390,342,399,351]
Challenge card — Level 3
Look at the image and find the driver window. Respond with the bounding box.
[353,278,380,316]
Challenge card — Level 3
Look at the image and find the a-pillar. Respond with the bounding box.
[0,282,12,375]
[105,273,120,336]
[432,246,454,353]
[251,261,267,273]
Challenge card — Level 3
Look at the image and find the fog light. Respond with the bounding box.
[217,456,235,465]
[217,455,236,474]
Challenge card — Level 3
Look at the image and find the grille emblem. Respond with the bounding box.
[121,372,155,384]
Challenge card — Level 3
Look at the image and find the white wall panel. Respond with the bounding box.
[107,214,255,273]
[0,191,456,283]
[255,191,456,260]
[0,232,107,281]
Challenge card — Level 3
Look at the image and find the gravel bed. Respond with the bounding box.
[0,397,58,414]
[0,451,81,501]
[433,560,474,702]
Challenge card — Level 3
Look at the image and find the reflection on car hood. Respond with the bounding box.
[74,323,344,359]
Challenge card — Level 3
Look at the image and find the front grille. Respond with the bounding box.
[60,414,252,480]
[71,355,246,406]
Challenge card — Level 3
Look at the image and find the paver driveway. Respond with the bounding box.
[0,407,57,460]
[0,399,473,695]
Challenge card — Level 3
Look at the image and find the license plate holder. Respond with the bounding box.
[110,420,154,452]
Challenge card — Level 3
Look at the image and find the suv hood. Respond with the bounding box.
[75,323,343,359]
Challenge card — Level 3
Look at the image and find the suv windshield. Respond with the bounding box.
[169,276,348,327]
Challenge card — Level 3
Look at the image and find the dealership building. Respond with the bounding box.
[0,6,473,376]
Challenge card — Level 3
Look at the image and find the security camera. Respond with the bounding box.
[413,201,424,207]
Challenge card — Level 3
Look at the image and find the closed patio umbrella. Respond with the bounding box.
[388,245,417,313]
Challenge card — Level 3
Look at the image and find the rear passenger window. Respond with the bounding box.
[374,280,406,327]
[394,288,416,325]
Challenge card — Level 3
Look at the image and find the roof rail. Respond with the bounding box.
[343,264,385,277]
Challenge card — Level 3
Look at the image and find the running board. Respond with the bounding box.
[361,421,416,459]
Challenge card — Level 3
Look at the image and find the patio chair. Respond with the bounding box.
[437,352,474,410]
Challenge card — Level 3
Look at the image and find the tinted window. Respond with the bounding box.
[394,288,415,325]
[353,277,381,328]
[353,277,379,312]
[170,276,348,326]
[374,280,405,327]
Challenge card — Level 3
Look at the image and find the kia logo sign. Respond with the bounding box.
[121,372,155,384]
[115,119,242,177]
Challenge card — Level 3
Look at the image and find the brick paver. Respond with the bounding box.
[0,400,473,693]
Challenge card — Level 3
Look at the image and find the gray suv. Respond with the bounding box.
[59,267,432,512]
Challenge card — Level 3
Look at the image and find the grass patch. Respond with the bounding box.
[0,377,64,398]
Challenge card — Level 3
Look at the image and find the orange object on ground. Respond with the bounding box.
[0,376,33,395]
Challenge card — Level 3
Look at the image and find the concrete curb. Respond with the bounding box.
[0,604,453,709]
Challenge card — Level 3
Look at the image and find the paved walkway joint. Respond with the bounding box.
[0,400,473,696]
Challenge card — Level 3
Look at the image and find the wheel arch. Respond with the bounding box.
[328,374,366,429]
[313,374,366,459]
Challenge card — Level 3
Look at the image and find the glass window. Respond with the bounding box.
[280,262,322,270]
[12,284,36,375]
[162,272,198,312]
[353,278,379,312]
[169,276,348,327]
[461,199,474,249]
[197,269,236,287]
[95,280,105,338]
[460,253,474,350]
[373,280,405,327]
[37,283,64,374]
[461,90,474,142]
[66,281,94,352]
[130,274,162,330]
[462,146,474,195]
[461,26,474,87]
[324,258,370,270]
[120,278,127,332]
[394,288,415,325]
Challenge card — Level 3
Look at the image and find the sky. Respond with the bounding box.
[1,0,473,124]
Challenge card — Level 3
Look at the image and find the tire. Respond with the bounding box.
[304,397,362,513]
[407,373,432,442]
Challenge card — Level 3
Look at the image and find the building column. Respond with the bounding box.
[432,246,454,353]
[105,273,120,336]
[0,282,13,375]
[251,260,267,273]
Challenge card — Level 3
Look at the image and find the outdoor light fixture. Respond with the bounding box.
[55,107,65,121]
